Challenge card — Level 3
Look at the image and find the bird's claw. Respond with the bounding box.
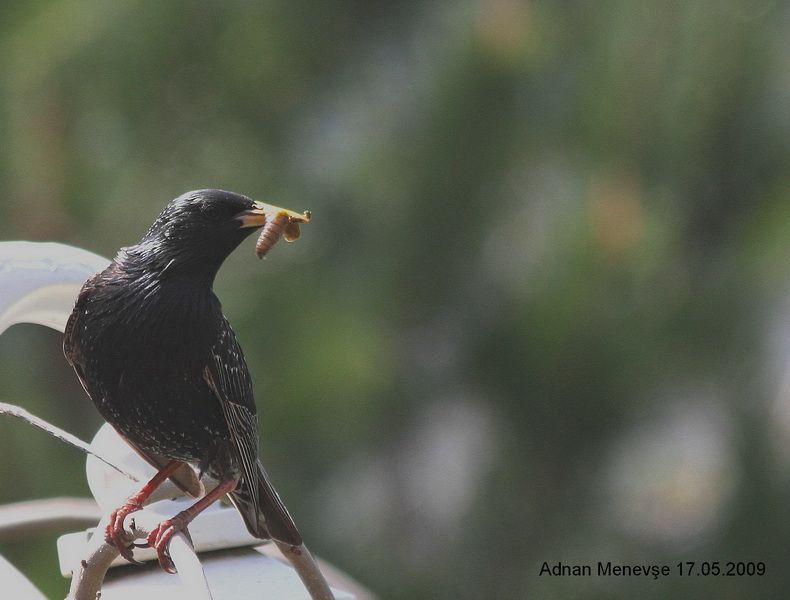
[105,503,144,564]
[143,518,187,574]
[118,543,144,565]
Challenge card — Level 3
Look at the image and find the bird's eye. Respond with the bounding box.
[202,203,223,221]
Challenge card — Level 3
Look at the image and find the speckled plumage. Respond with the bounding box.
[63,190,302,549]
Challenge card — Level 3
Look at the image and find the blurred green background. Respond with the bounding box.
[2,0,790,598]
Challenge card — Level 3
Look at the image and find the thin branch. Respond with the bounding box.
[260,544,376,600]
[0,401,139,481]
[67,513,211,600]
[275,540,336,600]
[67,515,123,600]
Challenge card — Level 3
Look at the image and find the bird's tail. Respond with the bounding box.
[227,459,303,547]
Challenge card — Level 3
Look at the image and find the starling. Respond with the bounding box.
[63,189,309,572]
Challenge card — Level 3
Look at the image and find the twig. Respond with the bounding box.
[259,544,376,600]
[67,514,123,600]
[67,513,211,600]
[0,401,138,481]
[275,540,336,600]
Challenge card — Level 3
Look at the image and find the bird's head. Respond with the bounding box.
[126,189,303,284]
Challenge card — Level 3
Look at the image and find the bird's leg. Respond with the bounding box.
[106,460,184,563]
[145,477,238,573]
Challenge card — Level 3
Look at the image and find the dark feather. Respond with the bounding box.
[203,322,302,546]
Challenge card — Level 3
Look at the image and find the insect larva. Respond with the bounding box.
[254,208,311,259]
[255,214,288,258]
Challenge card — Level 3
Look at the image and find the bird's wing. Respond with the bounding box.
[202,319,301,545]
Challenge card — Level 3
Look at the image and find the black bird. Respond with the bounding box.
[63,189,309,572]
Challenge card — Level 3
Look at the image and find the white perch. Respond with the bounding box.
[0,241,110,335]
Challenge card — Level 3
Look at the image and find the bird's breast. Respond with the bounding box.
[70,276,230,461]
[80,276,220,368]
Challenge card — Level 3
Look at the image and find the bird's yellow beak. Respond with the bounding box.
[236,201,311,230]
